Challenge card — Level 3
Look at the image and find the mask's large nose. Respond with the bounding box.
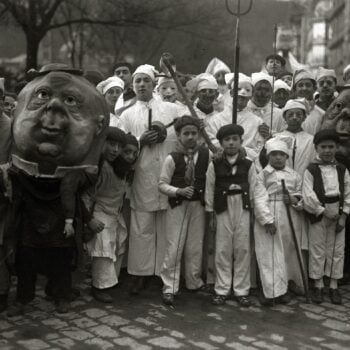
[41,98,69,131]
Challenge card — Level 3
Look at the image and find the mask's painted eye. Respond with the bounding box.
[36,89,50,100]
[336,102,343,110]
[64,96,77,106]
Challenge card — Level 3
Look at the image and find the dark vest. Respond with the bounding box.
[169,146,209,208]
[307,163,345,224]
[213,156,252,214]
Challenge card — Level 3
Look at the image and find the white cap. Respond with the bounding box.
[96,76,124,95]
[225,73,252,97]
[292,69,315,88]
[192,73,218,91]
[251,72,273,87]
[274,79,291,92]
[206,57,230,76]
[282,98,307,115]
[316,67,336,82]
[133,64,157,81]
[266,139,289,156]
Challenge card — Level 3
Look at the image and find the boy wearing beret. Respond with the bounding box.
[303,129,350,304]
[159,116,209,305]
[205,124,256,306]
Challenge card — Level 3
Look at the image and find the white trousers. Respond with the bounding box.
[127,209,166,276]
[92,255,124,289]
[215,196,251,296]
[161,201,205,294]
[309,202,345,280]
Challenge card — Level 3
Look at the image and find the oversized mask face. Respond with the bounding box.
[12,71,109,174]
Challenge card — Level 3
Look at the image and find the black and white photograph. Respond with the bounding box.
[0,0,350,349]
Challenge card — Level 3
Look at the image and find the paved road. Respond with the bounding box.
[1,272,350,350]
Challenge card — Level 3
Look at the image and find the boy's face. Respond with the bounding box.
[197,88,218,108]
[177,124,199,149]
[266,59,283,76]
[283,108,305,132]
[159,81,177,103]
[269,151,288,170]
[133,73,154,102]
[104,139,121,162]
[317,77,336,100]
[121,144,138,164]
[295,79,315,100]
[273,88,289,108]
[316,140,337,163]
[252,81,272,107]
[105,87,123,108]
[114,66,132,87]
[221,134,241,156]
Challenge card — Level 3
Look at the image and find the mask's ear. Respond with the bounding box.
[96,114,105,135]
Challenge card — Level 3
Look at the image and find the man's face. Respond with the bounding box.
[121,144,139,164]
[114,66,132,88]
[266,59,283,76]
[4,95,16,116]
[221,134,241,156]
[252,81,272,107]
[105,87,123,108]
[281,74,293,87]
[268,151,288,169]
[159,81,177,103]
[316,140,337,163]
[283,108,305,132]
[133,73,154,102]
[197,88,218,108]
[13,72,106,167]
[295,79,315,100]
[317,76,336,99]
[273,88,290,108]
[214,70,226,85]
[177,124,199,149]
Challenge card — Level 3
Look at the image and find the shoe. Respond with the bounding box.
[276,292,291,304]
[162,293,174,306]
[211,294,226,305]
[129,276,144,295]
[7,302,26,317]
[92,288,113,303]
[288,280,304,296]
[311,287,324,304]
[236,295,252,307]
[0,294,8,313]
[55,300,69,314]
[329,288,342,305]
[258,294,274,306]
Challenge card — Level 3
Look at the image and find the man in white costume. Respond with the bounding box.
[118,64,179,294]
[246,72,285,134]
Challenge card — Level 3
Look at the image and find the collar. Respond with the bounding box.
[263,164,294,174]
[11,155,98,178]
[225,153,239,165]
[312,155,337,166]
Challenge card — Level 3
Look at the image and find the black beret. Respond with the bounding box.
[216,124,244,141]
[124,133,139,149]
[174,115,200,133]
[314,129,339,145]
[112,62,132,73]
[107,127,126,144]
[265,54,286,67]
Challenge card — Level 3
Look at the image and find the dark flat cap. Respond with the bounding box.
[216,124,244,141]
[174,115,200,133]
[265,54,286,67]
[107,127,126,144]
[314,129,339,145]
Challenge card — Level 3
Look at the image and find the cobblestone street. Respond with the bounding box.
[1,272,350,350]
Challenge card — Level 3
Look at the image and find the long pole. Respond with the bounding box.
[281,179,311,303]
[270,24,278,136]
[232,0,240,124]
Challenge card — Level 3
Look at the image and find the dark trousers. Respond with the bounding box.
[16,245,73,304]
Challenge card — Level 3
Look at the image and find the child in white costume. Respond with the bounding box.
[159,116,209,305]
[254,139,304,305]
[303,129,350,305]
[85,128,138,303]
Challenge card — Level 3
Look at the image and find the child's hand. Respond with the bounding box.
[323,208,340,221]
[64,221,75,238]
[336,214,347,234]
[258,123,270,139]
[140,130,158,146]
[88,218,105,234]
[177,186,194,199]
[265,223,277,235]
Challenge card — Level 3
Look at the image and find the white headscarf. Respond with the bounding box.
[316,67,336,82]
[225,73,252,97]
[206,57,230,76]
[266,139,289,156]
[282,98,307,115]
[274,79,291,92]
[251,72,273,87]
[96,76,124,95]
[133,64,157,81]
[192,73,218,91]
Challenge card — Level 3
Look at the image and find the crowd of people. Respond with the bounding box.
[0,53,350,318]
